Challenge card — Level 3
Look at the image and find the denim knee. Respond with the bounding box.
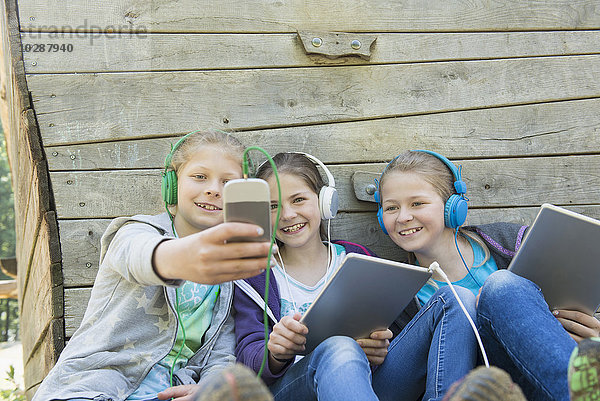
[434,285,477,320]
[311,335,369,369]
[478,270,541,316]
[480,270,538,301]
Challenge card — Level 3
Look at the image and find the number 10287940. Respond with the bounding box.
[24,43,74,52]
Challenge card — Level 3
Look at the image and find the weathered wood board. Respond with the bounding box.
[19,212,62,363]
[17,0,600,32]
[44,98,600,171]
[1,0,63,394]
[23,318,63,393]
[28,55,600,146]
[20,31,600,73]
[50,156,600,219]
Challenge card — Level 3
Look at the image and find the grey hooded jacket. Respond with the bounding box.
[33,213,235,401]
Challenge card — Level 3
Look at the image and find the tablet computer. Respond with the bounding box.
[298,253,432,355]
[508,204,600,315]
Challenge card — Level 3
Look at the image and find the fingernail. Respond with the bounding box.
[552,310,559,316]
[257,227,264,235]
[260,269,265,273]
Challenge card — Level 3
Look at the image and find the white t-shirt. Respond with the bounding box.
[272,243,346,317]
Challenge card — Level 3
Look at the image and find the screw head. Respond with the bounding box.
[351,39,361,50]
[29,16,35,21]
[311,37,322,47]
[365,183,377,195]
[70,154,76,160]
[79,202,85,207]
[86,262,92,268]
[66,180,73,185]
[31,61,37,66]
[52,151,58,156]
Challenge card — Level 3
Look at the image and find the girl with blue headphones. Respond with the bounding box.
[376,150,600,401]
[233,152,476,401]
[33,130,274,401]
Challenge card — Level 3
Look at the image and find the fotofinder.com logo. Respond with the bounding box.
[23,19,148,47]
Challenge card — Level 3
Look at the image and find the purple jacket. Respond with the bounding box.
[233,241,374,384]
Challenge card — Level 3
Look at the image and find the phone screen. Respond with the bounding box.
[224,200,271,242]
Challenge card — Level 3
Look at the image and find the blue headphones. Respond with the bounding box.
[374,150,468,234]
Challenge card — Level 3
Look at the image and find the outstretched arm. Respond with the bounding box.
[154,222,274,284]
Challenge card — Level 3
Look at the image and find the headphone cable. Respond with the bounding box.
[242,147,282,378]
[454,228,482,288]
[429,262,489,367]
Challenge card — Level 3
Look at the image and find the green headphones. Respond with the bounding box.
[161,130,202,205]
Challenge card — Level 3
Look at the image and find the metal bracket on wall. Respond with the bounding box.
[351,171,380,202]
[297,31,377,60]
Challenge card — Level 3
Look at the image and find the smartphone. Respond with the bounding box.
[223,178,271,242]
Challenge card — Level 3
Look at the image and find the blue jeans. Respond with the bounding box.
[269,286,478,401]
[477,270,577,401]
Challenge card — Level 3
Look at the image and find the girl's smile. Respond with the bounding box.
[194,202,221,211]
[400,227,422,236]
[281,222,307,233]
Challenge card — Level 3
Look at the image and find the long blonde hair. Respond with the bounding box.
[380,151,490,286]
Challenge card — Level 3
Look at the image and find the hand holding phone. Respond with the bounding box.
[223,178,271,243]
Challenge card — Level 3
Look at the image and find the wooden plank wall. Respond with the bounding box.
[0,0,63,397]
[10,0,600,393]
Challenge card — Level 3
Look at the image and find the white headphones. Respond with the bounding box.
[296,152,339,220]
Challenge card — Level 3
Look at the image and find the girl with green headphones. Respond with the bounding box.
[32,130,273,401]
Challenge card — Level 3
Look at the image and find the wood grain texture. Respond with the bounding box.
[19,212,63,363]
[21,31,600,74]
[50,155,600,219]
[18,0,600,33]
[3,1,64,393]
[351,156,600,207]
[28,55,600,146]
[46,98,600,170]
[58,219,109,287]
[23,318,63,393]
